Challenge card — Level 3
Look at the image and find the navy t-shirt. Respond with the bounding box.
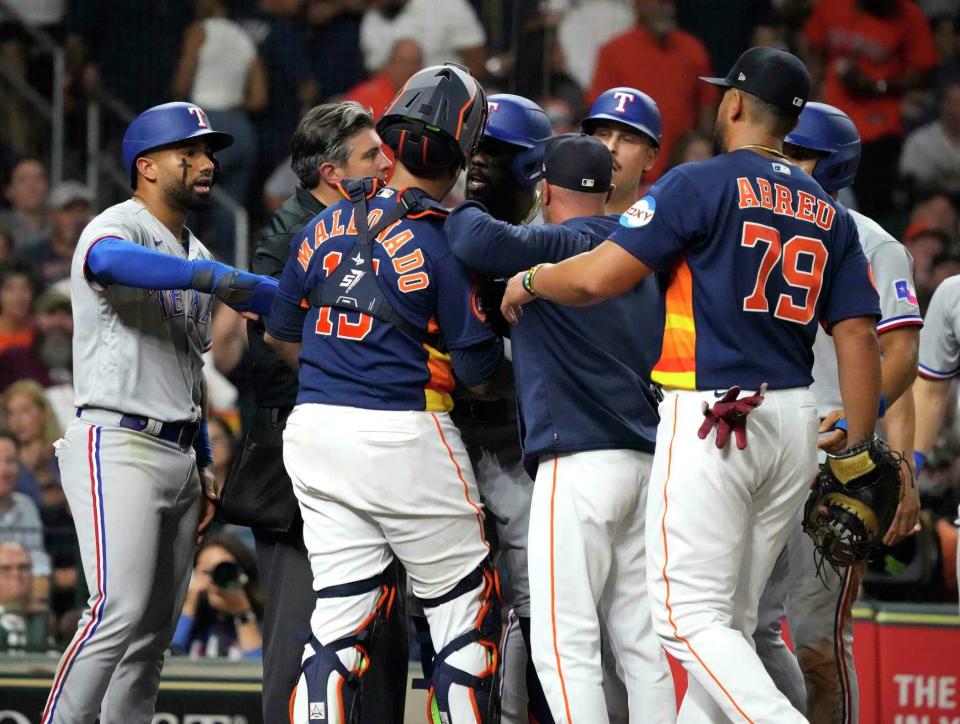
[609,150,880,391]
[268,186,495,412]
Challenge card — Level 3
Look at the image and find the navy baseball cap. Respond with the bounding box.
[543,134,612,194]
[700,46,810,115]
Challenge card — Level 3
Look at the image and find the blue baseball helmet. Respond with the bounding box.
[483,94,553,186]
[122,102,233,188]
[784,102,861,193]
[581,87,662,147]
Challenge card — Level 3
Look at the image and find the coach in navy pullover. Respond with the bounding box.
[444,134,663,475]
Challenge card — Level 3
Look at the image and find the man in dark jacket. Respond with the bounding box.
[221,101,400,724]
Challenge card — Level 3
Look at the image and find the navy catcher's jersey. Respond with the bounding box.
[268,186,494,411]
[609,150,880,391]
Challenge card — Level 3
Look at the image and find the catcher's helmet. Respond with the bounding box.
[122,102,233,189]
[377,63,487,174]
[581,87,662,147]
[784,102,861,193]
[483,94,553,186]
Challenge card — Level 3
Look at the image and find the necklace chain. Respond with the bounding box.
[738,144,789,160]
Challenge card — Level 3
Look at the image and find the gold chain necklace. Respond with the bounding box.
[738,144,789,160]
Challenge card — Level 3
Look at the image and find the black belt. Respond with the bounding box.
[76,408,200,448]
[451,398,516,425]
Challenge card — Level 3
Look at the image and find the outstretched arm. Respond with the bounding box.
[86,237,277,315]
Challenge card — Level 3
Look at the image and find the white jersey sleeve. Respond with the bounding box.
[918,275,960,380]
[74,201,154,291]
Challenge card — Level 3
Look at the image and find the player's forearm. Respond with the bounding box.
[913,376,951,454]
[527,241,651,306]
[833,316,882,445]
[264,332,301,370]
[882,388,915,459]
[879,328,919,406]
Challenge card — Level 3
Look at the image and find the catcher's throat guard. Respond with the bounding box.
[803,436,903,569]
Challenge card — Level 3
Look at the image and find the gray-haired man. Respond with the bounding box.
[218,101,400,724]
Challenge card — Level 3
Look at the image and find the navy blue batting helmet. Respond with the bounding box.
[581,87,662,147]
[122,102,233,189]
[483,94,553,186]
[784,102,861,193]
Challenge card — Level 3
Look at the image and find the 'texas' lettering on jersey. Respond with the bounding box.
[151,288,211,323]
[295,207,428,293]
[736,176,836,231]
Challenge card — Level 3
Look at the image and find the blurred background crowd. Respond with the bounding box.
[0,0,957,658]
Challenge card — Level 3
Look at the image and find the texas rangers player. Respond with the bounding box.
[914,279,960,606]
[501,47,883,723]
[453,93,553,724]
[581,87,662,215]
[264,64,505,723]
[41,101,275,724]
[447,133,674,723]
[755,102,923,724]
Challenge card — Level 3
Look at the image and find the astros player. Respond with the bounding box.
[447,133,674,723]
[264,64,504,723]
[452,93,553,724]
[500,47,883,722]
[581,87,661,216]
[754,102,923,723]
[41,102,275,724]
[914,276,960,607]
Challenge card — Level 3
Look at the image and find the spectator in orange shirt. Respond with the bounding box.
[344,38,423,121]
[587,0,717,180]
[0,261,37,356]
[803,0,939,219]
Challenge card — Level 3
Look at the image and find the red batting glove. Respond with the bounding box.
[697,383,768,450]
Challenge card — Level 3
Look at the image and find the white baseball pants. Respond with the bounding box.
[647,388,818,724]
[283,403,493,724]
[528,448,676,724]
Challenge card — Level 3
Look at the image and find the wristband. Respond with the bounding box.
[522,264,544,296]
[833,394,888,431]
[193,419,213,469]
[913,450,927,474]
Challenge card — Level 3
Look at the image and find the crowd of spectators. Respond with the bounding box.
[0,0,958,656]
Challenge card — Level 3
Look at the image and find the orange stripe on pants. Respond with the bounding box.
[659,395,755,724]
[549,455,574,723]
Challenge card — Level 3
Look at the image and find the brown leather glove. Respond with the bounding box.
[697,383,768,450]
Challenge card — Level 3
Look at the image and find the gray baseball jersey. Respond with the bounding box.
[810,208,923,415]
[71,199,214,423]
[918,275,960,381]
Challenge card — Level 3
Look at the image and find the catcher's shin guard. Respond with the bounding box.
[290,570,397,724]
[421,563,502,724]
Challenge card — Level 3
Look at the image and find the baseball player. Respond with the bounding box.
[451,93,553,724]
[219,101,408,724]
[754,102,923,724]
[41,101,275,724]
[447,133,674,723]
[264,64,504,724]
[914,278,960,605]
[501,47,884,723]
[581,87,661,216]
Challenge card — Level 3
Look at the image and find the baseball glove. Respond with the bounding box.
[803,435,904,569]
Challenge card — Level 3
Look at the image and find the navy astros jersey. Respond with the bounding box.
[610,149,880,391]
[444,204,662,468]
[267,185,495,411]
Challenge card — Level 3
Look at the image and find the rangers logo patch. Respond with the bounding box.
[620,196,656,228]
[894,279,918,306]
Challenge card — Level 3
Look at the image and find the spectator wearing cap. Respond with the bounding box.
[803,0,939,220]
[344,38,423,120]
[0,432,50,613]
[0,260,37,355]
[445,133,670,722]
[587,0,716,181]
[24,181,93,287]
[0,158,50,249]
[900,79,960,197]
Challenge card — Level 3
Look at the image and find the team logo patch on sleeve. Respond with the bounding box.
[620,196,656,228]
[894,279,918,306]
